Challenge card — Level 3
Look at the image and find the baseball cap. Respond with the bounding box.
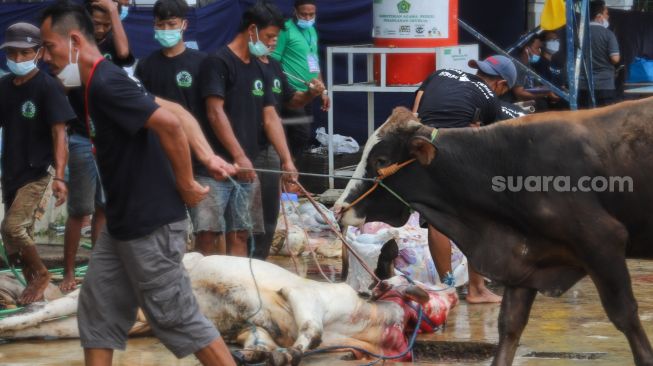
[0,23,41,50]
[469,55,517,88]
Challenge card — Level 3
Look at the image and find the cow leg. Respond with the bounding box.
[492,286,536,366]
[237,327,301,366]
[586,256,653,365]
[279,287,323,351]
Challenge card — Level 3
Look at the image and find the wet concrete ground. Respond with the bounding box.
[1,256,653,365]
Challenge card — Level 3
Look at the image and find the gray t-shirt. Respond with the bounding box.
[580,23,620,90]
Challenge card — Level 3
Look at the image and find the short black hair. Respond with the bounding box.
[153,0,189,20]
[41,0,95,42]
[83,0,122,17]
[294,0,316,8]
[590,0,607,20]
[239,1,285,32]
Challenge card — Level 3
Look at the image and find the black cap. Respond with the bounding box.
[1,22,41,50]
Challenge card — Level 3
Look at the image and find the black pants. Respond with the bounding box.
[252,145,281,260]
[578,89,618,108]
[282,104,313,160]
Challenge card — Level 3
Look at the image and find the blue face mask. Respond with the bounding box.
[296,17,315,29]
[248,27,270,57]
[154,28,183,48]
[6,52,38,76]
[529,54,541,64]
[120,6,129,21]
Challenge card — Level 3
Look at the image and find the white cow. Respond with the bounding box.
[0,254,457,364]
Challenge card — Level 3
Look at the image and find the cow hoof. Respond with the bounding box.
[267,347,302,366]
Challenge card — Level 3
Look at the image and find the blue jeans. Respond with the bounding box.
[66,134,105,217]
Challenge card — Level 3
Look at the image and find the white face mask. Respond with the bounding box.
[545,40,560,54]
[57,38,81,88]
[602,19,610,28]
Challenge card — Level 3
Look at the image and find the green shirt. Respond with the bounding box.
[271,18,320,92]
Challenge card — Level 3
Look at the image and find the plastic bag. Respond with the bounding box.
[315,127,360,154]
[627,57,653,83]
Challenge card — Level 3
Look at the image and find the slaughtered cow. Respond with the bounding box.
[335,100,653,366]
[0,253,457,364]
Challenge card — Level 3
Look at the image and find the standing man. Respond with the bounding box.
[196,2,298,257]
[86,0,134,67]
[579,0,621,107]
[256,10,325,259]
[40,2,236,364]
[0,22,72,304]
[413,55,517,303]
[135,0,206,120]
[271,0,328,160]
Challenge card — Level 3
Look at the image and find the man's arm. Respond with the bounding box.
[144,107,208,206]
[51,123,68,207]
[94,0,130,59]
[262,106,298,182]
[413,90,424,114]
[155,97,235,180]
[205,96,256,181]
[285,79,324,109]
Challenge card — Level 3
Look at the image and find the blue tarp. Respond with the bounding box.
[0,0,525,143]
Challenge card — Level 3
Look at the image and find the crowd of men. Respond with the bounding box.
[0,0,624,364]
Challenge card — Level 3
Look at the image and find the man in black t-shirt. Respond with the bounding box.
[135,0,206,120]
[413,55,516,304]
[85,0,134,67]
[254,42,325,259]
[196,3,298,257]
[41,3,236,364]
[0,23,73,304]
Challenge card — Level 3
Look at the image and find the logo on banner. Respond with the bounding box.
[252,79,264,96]
[176,71,193,88]
[399,25,411,34]
[21,100,36,119]
[397,0,411,13]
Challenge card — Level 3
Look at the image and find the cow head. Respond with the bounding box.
[334,107,436,228]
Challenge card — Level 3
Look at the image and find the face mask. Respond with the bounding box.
[57,38,81,88]
[296,17,315,29]
[602,19,610,28]
[545,40,560,54]
[120,6,129,21]
[6,51,39,76]
[529,54,541,64]
[154,28,183,48]
[248,27,270,57]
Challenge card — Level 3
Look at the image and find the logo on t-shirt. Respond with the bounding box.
[252,79,264,96]
[21,100,36,119]
[103,53,113,61]
[272,79,282,94]
[176,71,193,88]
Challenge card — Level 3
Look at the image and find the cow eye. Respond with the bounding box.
[375,157,388,167]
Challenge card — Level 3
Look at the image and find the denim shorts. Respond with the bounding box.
[66,134,105,217]
[189,176,264,234]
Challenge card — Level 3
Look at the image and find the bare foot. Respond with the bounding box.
[466,285,502,304]
[19,271,52,304]
[59,272,78,293]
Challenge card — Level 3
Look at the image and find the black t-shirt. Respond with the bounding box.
[0,71,75,204]
[498,101,527,121]
[68,32,135,137]
[135,48,207,118]
[87,60,186,240]
[199,46,275,171]
[261,57,295,111]
[98,31,135,68]
[417,69,501,128]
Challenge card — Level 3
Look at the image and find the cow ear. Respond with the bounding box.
[410,136,436,166]
[405,285,430,305]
